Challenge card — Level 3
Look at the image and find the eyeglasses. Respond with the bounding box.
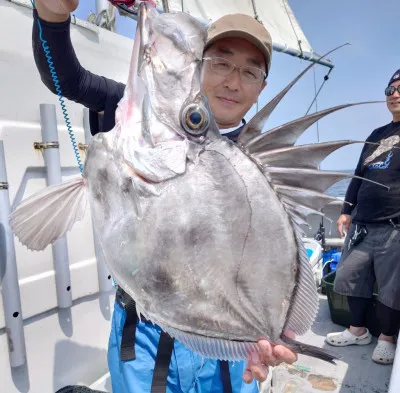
[385,85,400,96]
[202,57,267,84]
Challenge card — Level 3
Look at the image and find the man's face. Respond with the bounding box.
[201,37,267,129]
[386,80,400,121]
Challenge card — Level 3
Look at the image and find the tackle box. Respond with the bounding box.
[322,271,381,337]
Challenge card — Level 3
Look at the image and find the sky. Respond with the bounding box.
[72,0,400,170]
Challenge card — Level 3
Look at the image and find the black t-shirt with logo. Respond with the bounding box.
[342,121,400,223]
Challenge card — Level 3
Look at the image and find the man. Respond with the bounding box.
[326,69,400,365]
[32,1,297,391]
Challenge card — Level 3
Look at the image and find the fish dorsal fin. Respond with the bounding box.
[237,44,352,147]
[266,167,353,193]
[245,104,356,153]
[245,101,381,153]
[284,206,312,228]
[237,62,317,146]
[280,196,326,221]
[274,184,347,211]
[266,166,389,194]
[255,140,358,169]
[284,231,319,335]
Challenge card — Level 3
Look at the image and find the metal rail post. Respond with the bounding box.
[38,104,72,308]
[0,141,27,367]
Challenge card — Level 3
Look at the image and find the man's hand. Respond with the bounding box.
[337,214,352,237]
[35,0,79,22]
[242,332,298,384]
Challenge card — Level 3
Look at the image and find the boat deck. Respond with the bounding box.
[266,294,392,393]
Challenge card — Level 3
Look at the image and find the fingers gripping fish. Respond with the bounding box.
[9,3,377,363]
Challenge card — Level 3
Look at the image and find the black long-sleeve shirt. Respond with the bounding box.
[32,9,125,135]
[342,121,400,223]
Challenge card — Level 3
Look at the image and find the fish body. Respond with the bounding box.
[90,134,300,356]
[83,6,301,357]
[10,3,377,362]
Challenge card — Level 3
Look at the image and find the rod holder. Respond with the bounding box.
[0,141,27,367]
[40,104,73,308]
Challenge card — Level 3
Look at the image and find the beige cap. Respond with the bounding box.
[205,14,273,75]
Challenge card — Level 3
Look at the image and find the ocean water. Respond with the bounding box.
[325,170,354,198]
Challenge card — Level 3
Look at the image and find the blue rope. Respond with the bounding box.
[31,0,84,173]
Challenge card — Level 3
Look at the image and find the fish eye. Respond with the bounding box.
[181,104,209,137]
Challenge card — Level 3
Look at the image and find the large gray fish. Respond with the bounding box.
[9,2,374,362]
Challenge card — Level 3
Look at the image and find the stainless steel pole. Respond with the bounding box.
[40,104,72,308]
[0,141,27,367]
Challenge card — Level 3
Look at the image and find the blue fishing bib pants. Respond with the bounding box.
[108,301,259,393]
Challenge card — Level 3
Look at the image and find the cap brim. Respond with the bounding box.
[205,31,271,73]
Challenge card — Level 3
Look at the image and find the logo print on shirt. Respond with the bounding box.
[364,135,399,165]
[364,135,399,170]
[367,151,393,170]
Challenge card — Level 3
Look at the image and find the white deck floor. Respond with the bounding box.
[269,295,393,393]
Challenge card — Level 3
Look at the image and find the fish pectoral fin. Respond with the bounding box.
[9,177,87,251]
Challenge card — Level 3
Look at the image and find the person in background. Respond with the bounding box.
[326,69,400,365]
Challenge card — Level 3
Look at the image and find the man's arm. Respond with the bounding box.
[341,137,372,215]
[337,175,361,236]
[32,6,125,113]
[337,133,378,236]
[341,178,361,215]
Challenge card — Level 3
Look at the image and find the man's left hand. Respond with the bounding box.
[242,333,298,384]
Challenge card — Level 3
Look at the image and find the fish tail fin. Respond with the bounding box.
[9,177,87,251]
[280,336,340,364]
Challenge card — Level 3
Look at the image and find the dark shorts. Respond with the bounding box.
[334,222,400,310]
